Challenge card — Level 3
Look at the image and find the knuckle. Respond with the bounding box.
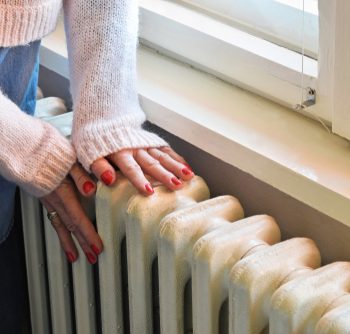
[65,222,78,233]
[78,241,89,252]
[124,163,142,174]
[145,159,160,170]
[161,146,172,154]
[134,149,144,160]
[158,152,170,164]
[77,174,87,185]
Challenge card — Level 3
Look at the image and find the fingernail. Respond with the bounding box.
[184,163,193,170]
[66,252,76,263]
[101,171,114,185]
[91,244,100,256]
[86,252,97,264]
[83,181,95,194]
[171,177,182,186]
[182,167,193,176]
[145,183,154,194]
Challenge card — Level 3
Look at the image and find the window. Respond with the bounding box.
[170,0,319,58]
[139,0,350,140]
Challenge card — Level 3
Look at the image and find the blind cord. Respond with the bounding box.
[298,0,331,133]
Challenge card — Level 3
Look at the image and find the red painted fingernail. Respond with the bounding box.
[91,244,100,256]
[101,171,114,185]
[145,183,154,194]
[182,167,193,176]
[86,252,97,264]
[66,252,76,263]
[184,163,193,170]
[171,177,182,186]
[83,181,95,194]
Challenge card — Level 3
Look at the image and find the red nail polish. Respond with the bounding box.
[171,177,182,186]
[66,252,76,263]
[101,171,114,185]
[87,252,97,264]
[182,167,193,176]
[184,163,193,171]
[83,181,95,194]
[145,183,154,194]
[91,244,100,255]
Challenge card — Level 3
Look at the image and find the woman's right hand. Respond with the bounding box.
[40,163,103,264]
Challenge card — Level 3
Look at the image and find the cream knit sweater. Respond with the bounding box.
[0,0,167,197]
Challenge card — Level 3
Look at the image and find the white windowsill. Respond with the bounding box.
[40,22,350,228]
[139,0,320,118]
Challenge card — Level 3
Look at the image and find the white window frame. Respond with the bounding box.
[139,0,350,140]
[170,0,319,58]
[319,0,350,140]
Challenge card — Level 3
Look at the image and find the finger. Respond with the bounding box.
[159,146,187,165]
[90,157,117,186]
[134,149,183,190]
[148,148,194,181]
[58,207,98,265]
[159,147,194,175]
[108,150,155,196]
[41,197,78,263]
[70,163,96,197]
[55,180,103,263]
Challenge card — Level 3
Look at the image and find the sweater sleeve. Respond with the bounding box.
[0,92,76,197]
[63,0,168,172]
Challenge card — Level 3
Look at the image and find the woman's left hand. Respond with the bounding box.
[90,146,194,195]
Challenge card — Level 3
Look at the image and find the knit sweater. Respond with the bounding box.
[0,0,167,197]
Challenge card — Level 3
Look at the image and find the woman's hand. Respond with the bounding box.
[90,147,194,194]
[40,164,102,264]
[39,146,192,264]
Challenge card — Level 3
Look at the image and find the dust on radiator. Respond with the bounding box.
[20,175,350,334]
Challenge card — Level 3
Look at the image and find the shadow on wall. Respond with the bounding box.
[145,123,350,265]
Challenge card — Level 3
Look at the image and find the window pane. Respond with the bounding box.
[170,0,319,58]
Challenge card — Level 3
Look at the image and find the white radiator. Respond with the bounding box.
[20,176,350,334]
[21,98,350,334]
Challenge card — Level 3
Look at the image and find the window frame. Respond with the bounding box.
[169,0,319,58]
[139,0,350,140]
[318,0,350,140]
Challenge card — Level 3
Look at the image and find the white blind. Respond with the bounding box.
[171,0,319,58]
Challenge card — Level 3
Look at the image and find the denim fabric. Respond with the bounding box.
[0,41,41,243]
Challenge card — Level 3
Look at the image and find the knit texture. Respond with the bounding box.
[63,0,167,171]
[0,1,62,47]
[0,92,76,197]
[0,0,168,193]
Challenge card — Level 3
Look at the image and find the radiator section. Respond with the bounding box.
[21,192,51,334]
[192,215,281,334]
[270,262,350,333]
[229,238,321,334]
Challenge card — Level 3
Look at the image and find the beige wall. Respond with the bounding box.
[146,123,350,265]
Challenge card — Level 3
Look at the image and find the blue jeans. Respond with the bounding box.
[0,41,41,243]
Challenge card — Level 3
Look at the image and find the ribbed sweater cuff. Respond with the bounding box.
[22,124,76,197]
[73,126,168,171]
[0,1,61,47]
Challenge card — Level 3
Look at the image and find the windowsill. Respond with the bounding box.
[138,0,320,118]
[40,22,350,228]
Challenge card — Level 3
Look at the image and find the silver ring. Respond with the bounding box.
[47,211,59,222]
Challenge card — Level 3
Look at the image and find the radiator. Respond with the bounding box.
[21,99,350,334]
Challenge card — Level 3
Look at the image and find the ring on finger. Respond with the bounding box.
[47,211,59,222]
